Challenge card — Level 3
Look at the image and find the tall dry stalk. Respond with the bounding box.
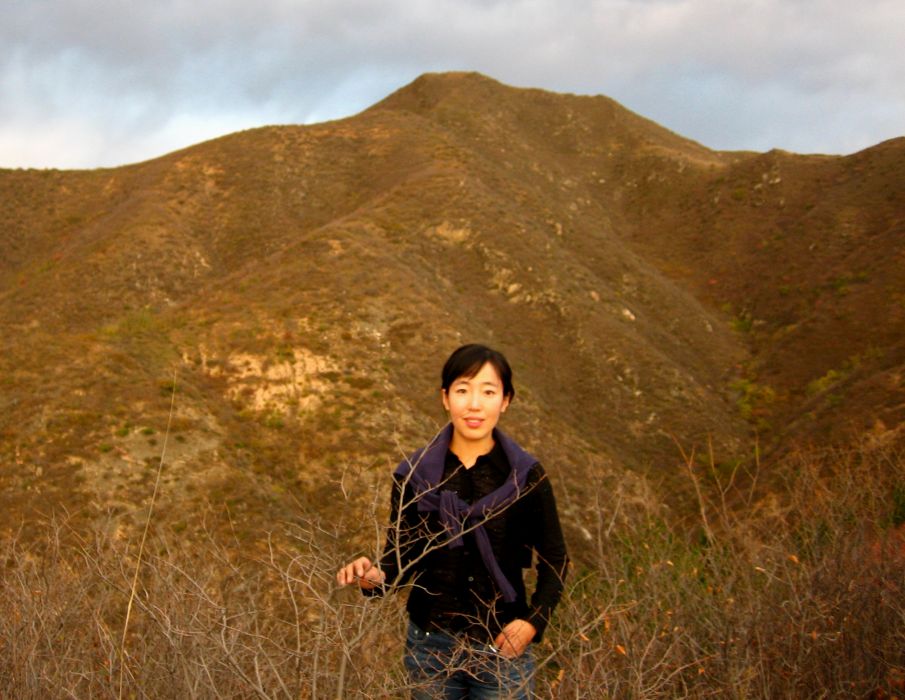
[118,369,178,699]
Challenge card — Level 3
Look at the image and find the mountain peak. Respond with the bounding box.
[366,70,511,115]
[367,71,721,165]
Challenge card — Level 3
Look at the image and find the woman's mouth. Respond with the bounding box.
[464,418,483,429]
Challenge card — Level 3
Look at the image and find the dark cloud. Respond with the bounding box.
[1,0,902,167]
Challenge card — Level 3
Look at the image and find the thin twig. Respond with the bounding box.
[119,369,178,699]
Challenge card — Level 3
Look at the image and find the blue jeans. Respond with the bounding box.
[403,621,536,699]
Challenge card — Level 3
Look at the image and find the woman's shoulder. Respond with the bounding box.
[523,461,552,491]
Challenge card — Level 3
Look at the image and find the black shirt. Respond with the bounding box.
[371,440,568,642]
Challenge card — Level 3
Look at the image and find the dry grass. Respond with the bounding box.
[540,440,905,698]
[1,440,902,698]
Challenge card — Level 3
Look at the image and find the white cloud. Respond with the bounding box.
[1,0,902,167]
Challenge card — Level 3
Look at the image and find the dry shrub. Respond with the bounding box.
[539,441,905,698]
[0,513,408,699]
[0,440,902,698]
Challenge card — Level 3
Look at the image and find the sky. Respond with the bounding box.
[2,0,903,169]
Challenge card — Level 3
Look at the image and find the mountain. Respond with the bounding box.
[1,72,903,539]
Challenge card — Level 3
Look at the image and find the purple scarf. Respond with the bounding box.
[393,423,537,603]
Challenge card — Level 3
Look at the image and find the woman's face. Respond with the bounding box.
[441,361,510,447]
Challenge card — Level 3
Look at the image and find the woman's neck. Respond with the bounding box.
[450,435,494,469]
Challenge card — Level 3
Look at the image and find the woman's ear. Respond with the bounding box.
[441,389,450,412]
[501,395,511,413]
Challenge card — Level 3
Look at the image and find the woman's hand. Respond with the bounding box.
[336,556,386,590]
[494,619,537,658]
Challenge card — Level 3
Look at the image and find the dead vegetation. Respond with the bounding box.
[1,440,902,698]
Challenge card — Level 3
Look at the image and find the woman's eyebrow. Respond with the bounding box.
[452,376,499,386]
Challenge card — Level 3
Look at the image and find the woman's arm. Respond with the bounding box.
[524,464,569,638]
[492,464,567,655]
[336,475,422,595]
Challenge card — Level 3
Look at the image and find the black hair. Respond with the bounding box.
[440,344,515,400]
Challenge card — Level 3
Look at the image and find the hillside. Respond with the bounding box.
[1,72,903,542]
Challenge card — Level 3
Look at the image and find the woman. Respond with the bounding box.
[336,344,568,699]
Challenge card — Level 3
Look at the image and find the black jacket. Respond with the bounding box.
[368,438,568,642]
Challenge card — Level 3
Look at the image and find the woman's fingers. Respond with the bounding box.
[336,557,385,588]
[353,556,371,580]
[494,619,537,658]
[336,556,370,586]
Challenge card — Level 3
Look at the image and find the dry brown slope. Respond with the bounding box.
[615,134,905,448]
[373,73,904,449]
[2,71,897,539]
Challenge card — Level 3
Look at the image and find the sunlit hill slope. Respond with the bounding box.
[1,72,903,538]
